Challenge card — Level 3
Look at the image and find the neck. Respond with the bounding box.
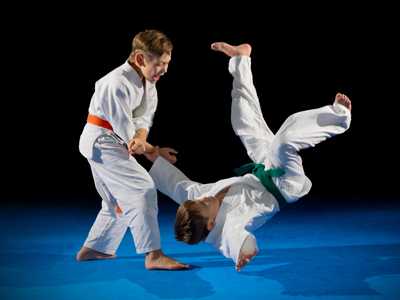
[128,61,145,83]
[215,186,230,206]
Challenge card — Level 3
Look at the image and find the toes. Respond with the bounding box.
[175,263,190,270]
[211,42,224,51]
[334,93,352,112]
[180,263,190,269]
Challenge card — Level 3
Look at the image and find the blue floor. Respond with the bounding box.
[1,194,399,300]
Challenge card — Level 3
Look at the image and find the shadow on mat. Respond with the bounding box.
[242,244,400,296]
[0,252,215,299]
[1,244,399,298]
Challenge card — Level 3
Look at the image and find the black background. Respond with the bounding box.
[5,5,398,203]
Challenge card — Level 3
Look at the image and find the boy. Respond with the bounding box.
[77,30,189,270]
[145,42,352,271]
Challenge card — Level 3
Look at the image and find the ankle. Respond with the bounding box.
[146,249,163,260]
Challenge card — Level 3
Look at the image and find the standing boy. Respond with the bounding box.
[145,42,351,271]
[77,30,189,270]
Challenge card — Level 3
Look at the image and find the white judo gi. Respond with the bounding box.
[149,56,351,263]
[79,61,161,255]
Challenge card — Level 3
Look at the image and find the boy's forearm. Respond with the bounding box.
[145,141,156,154]
[135,129,148,141]
[134,129,155,153]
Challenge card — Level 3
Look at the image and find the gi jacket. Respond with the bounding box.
[80,61,158,159]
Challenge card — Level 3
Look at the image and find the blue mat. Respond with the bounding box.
[1,194,399,300]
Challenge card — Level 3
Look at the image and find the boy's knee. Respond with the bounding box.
[144,180,157,203]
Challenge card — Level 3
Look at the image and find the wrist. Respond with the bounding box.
[145,143,156,154]
[134,129,148,141]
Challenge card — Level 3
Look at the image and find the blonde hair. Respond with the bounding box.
[128,29,173,64]
[174,200,210,245]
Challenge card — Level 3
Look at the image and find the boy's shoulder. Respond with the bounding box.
[98,62,143,93]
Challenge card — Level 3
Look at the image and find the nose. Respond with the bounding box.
[200,196,210,202]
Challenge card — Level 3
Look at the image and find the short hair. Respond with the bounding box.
[128,29,173,63]
[174,200,210,245]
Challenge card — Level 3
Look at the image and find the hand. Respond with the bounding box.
[236,248,258,272]
[128,137,146,155]
[159,147,178,164]
[235,235,258,272]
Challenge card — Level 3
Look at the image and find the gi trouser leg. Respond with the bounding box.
[229,56,351,202]
[84,134,161,254]
[84,165,128,254]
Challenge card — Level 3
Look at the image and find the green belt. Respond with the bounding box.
[233,163,287,208]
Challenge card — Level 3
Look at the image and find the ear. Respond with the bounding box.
[207,220,216,231]
[136,54,145,66]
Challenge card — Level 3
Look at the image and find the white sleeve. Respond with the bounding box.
[99,80,136,146]
[134,83,158,134]
[212,207,256,264]
[149,157,202,204]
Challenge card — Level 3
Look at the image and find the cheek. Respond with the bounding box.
[143,66,155,77]
[155,66,163,74]
[148,67,157,76]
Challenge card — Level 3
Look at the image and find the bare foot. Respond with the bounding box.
[145,249,190,271]
[334,93,352,112]
[76,246,117,261]
[211,42,252,57]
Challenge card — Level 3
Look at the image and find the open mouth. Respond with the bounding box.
[153,75,160,82]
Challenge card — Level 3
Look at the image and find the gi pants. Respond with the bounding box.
[230,56,351,201]
[83,133,161,255]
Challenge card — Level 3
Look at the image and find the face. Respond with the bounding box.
[140,52,171,84]
[193,196,220,228]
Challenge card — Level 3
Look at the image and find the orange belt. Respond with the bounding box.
[87,114,130,214]
[87,114,114,131]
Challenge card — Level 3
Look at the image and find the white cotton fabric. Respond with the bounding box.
[79,61,161,254]
[80,61,157,159]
